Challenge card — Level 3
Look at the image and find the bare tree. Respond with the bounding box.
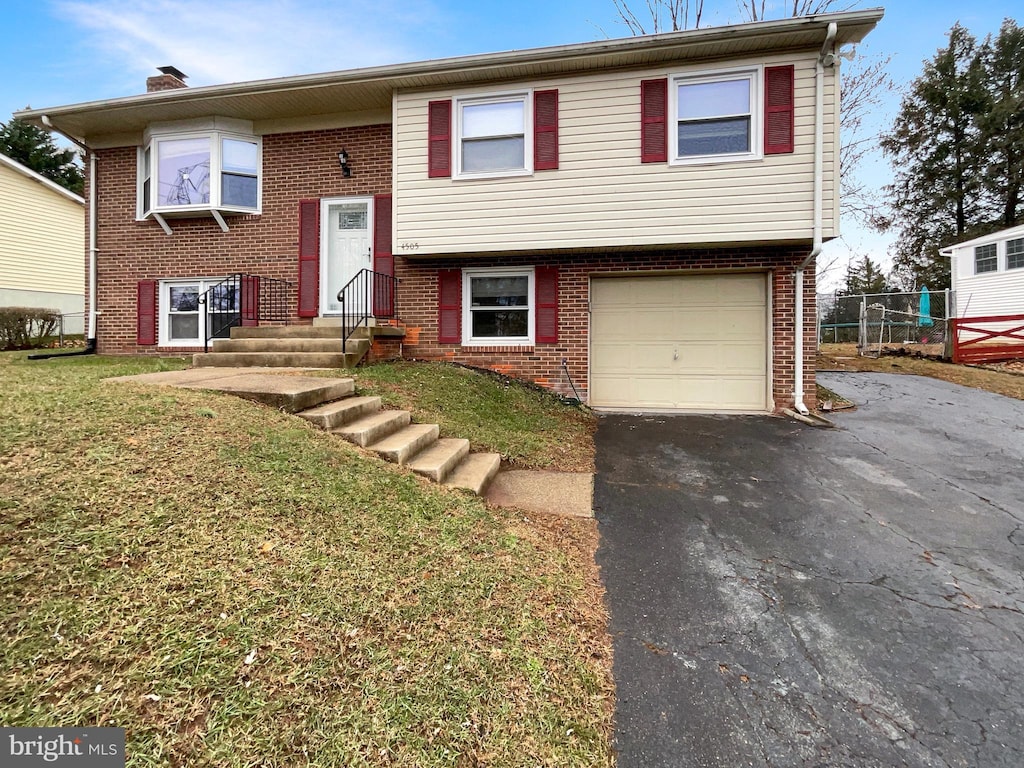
[612,0,705,34]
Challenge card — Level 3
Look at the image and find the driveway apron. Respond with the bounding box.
[594,373,1024,768]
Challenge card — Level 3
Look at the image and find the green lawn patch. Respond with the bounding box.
[352,361,595,472]
[0,353,613,767]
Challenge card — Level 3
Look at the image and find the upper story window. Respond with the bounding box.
[1006,238,1024,270]
[140,130,261,217]
[974,243,997,274]
[672,69,759,164]
[456,94,532,179]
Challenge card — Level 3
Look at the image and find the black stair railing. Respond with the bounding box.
[198,273,293,352]
[336,269,400,353]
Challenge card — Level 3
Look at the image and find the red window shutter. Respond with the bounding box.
[534,89,559,170]
[640,78,668,163]
[136,280,157,345]
[764,65,795,155]
[437,269,461,344]
[297,199,320,318]
[241,275,259,327]
[535,266,558,344]
[428,100,452,178]
[373,194,394,317]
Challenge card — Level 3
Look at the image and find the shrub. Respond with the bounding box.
[0,307,60,350]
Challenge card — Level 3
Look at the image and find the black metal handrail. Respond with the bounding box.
[198,273,293,351]
[336,269,400,353]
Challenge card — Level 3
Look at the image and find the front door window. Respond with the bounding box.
[321,199,372,314]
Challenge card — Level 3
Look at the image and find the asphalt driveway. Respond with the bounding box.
[594,372,1024,768]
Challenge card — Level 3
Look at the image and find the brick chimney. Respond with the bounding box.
[146,66,188,93]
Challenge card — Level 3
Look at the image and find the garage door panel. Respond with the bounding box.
[590,274,768,412]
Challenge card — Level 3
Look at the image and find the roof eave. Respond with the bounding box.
[16,7,883,142]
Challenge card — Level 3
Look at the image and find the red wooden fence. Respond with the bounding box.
[952,313,1024,363]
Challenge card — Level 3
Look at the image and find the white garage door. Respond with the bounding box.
[590,274,768,412]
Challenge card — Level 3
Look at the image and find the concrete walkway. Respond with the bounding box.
[110,366,593,517]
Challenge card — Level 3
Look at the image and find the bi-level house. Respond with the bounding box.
[17,9,882,414]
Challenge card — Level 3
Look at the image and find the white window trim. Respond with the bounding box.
[1005,238,1024,271]
[669,65,762,166]
[158,277,228,347]
[454,90,533,181]
[974,243,998,275]
[462,267,535,347]
[138,130,262,219]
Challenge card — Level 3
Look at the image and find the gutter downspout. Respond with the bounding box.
[792,21,837,415]
[28,117,97,360]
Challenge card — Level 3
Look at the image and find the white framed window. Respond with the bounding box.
[159,278,236,347]
[462,267,535,346]
[455,92,532,179]
[140,131,261,216]
[671,67,760,164]
[975,243,997,274]
[1006,238,1024,271]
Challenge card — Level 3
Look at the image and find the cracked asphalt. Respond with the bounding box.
[594,372,1024,768]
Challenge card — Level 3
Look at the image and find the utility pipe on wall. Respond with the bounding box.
[28,116,98,359]
[792,21,837,415]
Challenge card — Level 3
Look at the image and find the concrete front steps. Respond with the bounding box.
[192,321,403,369]
[299,384,501,495]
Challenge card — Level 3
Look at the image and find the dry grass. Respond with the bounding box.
[351,361,596,472]
[0,352,613,767]
[818,343,1024,401]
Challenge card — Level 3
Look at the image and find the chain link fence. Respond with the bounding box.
[818,290,954,355]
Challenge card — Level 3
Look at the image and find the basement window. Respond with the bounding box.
[159,278,236,347]
[462,267,534,346]
[140,131,261,218]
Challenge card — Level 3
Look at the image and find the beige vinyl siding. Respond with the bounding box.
[0,162,84,296]
[394,52,836,254]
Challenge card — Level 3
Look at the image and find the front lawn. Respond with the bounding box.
[0,353,613,767]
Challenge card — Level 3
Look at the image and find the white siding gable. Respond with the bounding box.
[394,50,836,256]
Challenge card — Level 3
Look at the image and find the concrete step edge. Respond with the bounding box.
[406,438,471,483]
[298,396,381,429]
[368,424,440,465]
[331,410,410,447]
[445,453,502,495]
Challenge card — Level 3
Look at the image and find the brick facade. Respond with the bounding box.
[86,124,392,354]
[393,249,817,412]
[86,122,816,412]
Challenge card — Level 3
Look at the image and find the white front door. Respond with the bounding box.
[321,197,373,315]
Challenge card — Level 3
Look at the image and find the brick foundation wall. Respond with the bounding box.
[85,125,391,354]
[393,249,817,412]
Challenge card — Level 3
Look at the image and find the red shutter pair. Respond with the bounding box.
[437,267,558,345]
[296,194,394,318]
[427,91,560,178]
[640,65,795,161]
[136,277,258,343]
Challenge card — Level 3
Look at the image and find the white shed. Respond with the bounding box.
[942,224,1024,319]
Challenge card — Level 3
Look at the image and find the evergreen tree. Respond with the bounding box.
[841,254,889,295]
[881,24,988,291]
[977,19,1024,229]
[0,115,84,196]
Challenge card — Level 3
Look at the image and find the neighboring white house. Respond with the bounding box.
[942,224,1024,320]
[0,152,85,330]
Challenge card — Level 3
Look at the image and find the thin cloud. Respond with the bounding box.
[55,0,442,93]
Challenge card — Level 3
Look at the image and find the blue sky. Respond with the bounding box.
[1,1,1018,288]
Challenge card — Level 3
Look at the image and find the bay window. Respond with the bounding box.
[140,131,261,216]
